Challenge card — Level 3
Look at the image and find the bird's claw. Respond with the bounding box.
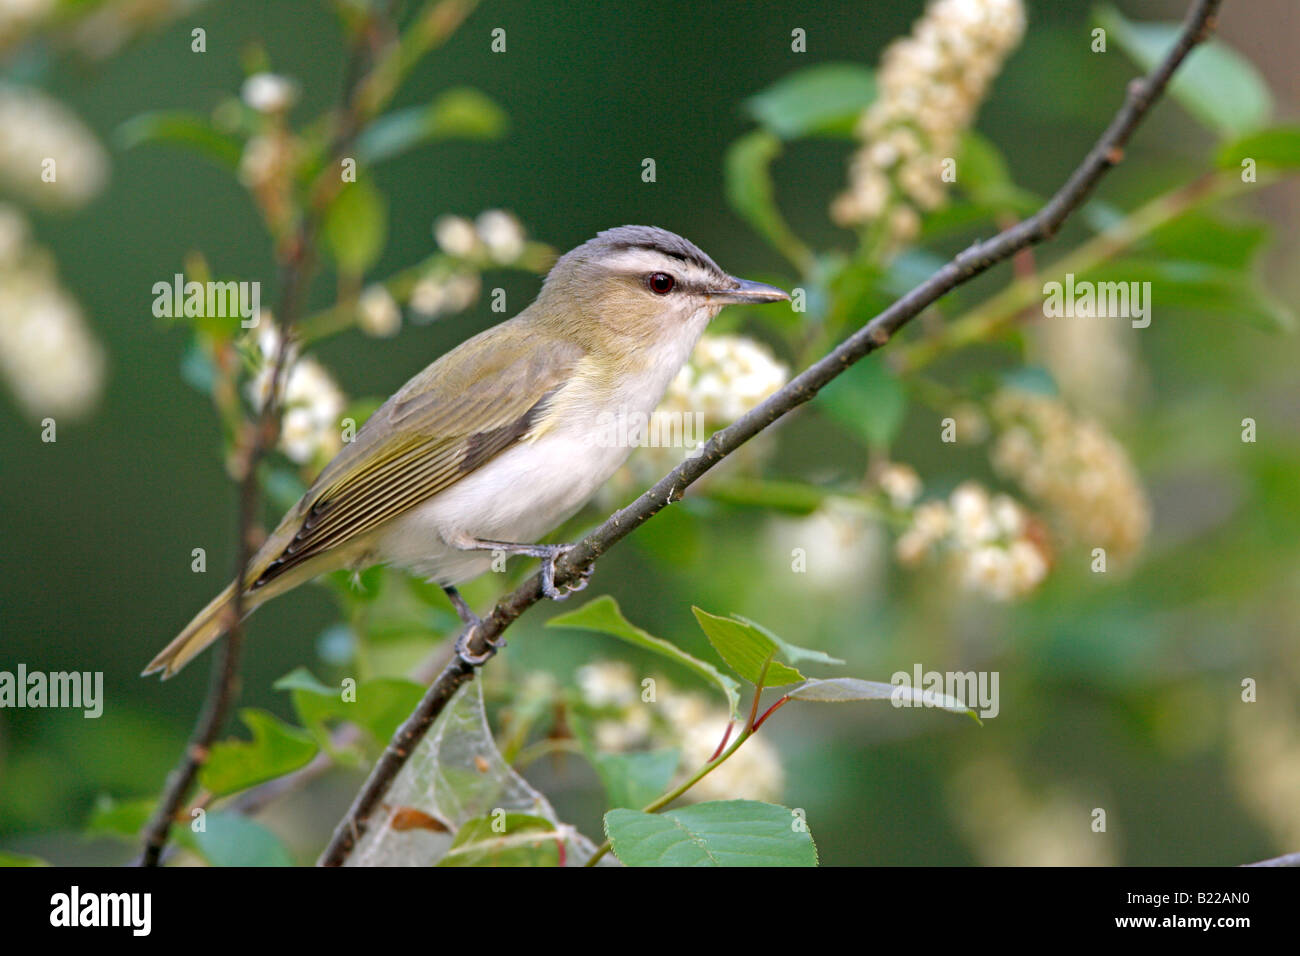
[540,546,594,601]
[455,623,506,666]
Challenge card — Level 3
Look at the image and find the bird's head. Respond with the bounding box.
[535,225,789,349]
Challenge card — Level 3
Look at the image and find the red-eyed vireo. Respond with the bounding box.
[146,226,789,678]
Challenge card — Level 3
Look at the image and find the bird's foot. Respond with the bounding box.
[539,545,594,601]
[454,623,506,666]
[443,584,506,666]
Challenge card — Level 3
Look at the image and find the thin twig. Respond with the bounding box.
[317,0,1225,866]
[135,18,387,868]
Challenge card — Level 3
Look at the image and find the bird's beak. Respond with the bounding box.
[705,277,791,304]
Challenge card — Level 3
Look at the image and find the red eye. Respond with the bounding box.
[647,272,675,294]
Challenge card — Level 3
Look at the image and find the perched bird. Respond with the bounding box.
[146,226,789,678]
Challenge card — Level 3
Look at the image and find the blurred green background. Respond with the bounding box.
[2,0,1299,866]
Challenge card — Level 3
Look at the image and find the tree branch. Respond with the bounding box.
[317,0,1224,866]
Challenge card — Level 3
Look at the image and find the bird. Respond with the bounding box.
[145,225,789,678]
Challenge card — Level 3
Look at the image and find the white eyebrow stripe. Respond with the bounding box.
[599,248,722,287]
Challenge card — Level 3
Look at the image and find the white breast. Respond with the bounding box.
[374,306,713,585]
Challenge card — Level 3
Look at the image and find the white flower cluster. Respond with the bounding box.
[237,132,294,194]
[46,0,199,60]
[0,0,55,54]
[614,333,788,488]
[576,660,784,804]
[0,204,106,421]
[241,73,300,115]
[358,284,401,338]
[659,334,789,425]
[991,389,1150,562]
[404,210,528,323]
[832,0,1025,243]
[3,0,200,59]
[766,499,885,595]
[434,209,527,264]
[247,325,347,465]
[408,269,480,322]
[896,480,1050,601]
[0,84,108,209]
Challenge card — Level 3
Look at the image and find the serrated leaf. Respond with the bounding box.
[190,812,293,867]
[731,615,844,668]
[1097,5,1272,138]
[547,596,742,718]
[115,110,242,168]
[744,63,875,139]
[356,87,507,163]
[592,749,679,810]
[789,678,981,723]
[199,708,318,796]
[1216,124,1300,171]
[818,357,907,448]
[324,177,388,274]
[436,813,560,867]
[605,800,817,867]
[690,608,807,686]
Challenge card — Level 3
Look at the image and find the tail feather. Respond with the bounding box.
[144,582,241,679]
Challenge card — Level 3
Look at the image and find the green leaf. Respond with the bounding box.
[818,357,907,448]
[190,812,294,867]
[1080,258,1295,332]
[274,668,426,748]
[324,177,388,274]
[789,678,981,724]
[85,795,154,841]
[956,130,1039,214]
[703,477,828,516]
[548,596,742,718]
[592,749,680,810]
[435,813,560,867]
[114,111,242,168]
[199,708,319,796]
[1216,124,1300,171]
[730,614,844,668]
[322,564,387,604]
[691,608,813,687]
[1140,210,1267,269]
[724,130,810,267]
[744,63,875,139]
[356,87,508,163]
[1097,5,1272,138]
[605,800,817,867]
[0,851,48,866]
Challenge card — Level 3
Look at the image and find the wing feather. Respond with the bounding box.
[250,323,583,590]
